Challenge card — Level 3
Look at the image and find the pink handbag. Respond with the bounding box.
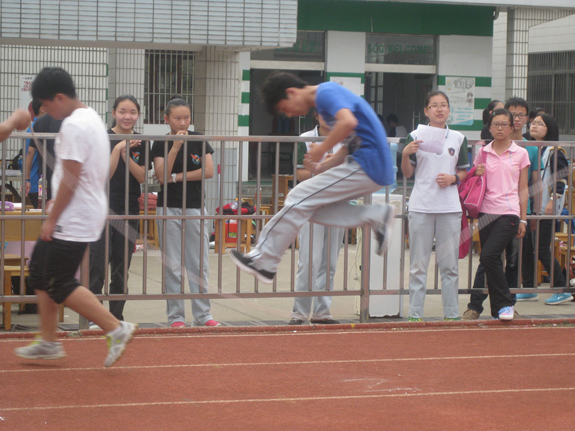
[458,149,486,219]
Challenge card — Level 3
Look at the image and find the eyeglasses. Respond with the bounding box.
[427,104,449,110]
[531,121,547,128]
[491,122,511,129]
[511,113,527,118]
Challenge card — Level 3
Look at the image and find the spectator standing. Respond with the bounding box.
[518,113,571,305]
[290,111,345,325]
[88,95,148,325]
[150,97,220,328]
[401,91,469,321]
[471,108,530,320]
[24,99,45,208]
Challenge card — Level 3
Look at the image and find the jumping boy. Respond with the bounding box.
[229,72,395,283]
[14,67,137,367]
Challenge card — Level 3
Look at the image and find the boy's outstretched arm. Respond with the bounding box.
[0,109,31,142]
[308,108,357,162]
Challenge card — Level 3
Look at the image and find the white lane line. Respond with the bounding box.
[3,352,575,373]
[1,324,573,343]
[0,387,573,412]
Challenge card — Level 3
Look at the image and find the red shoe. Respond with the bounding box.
[170,321,186,328]
[204,320,221,327]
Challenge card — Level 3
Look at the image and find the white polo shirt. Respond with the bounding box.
[407,125,469,213]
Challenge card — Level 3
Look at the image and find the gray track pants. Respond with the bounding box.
[247,157,387,273]
[157,207,213,325]
[291,222,345,320]
[407,211,461,319]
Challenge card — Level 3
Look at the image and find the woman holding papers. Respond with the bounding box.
[401,91,469,321]
[472,108,530,320]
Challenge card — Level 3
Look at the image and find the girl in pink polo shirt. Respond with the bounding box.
[473,108,530,320]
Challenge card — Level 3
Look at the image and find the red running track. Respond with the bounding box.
[1,325,575,430]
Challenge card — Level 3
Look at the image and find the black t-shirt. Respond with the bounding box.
[30,114,63,200]
[108,129,149,213]
[150,131,214,209]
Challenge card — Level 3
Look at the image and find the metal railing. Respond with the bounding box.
[2,133,575,327]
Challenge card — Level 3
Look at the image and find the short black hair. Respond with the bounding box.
[528,107,545,122]
[386,114,399,123]
[260,72,307,115]
[504,97,528,113]
[31,99,42,116]
[31,67,77,101]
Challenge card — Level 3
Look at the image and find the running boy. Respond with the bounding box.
[230,72,395,283]
[14,68,137,367]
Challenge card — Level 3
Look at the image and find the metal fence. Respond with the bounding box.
[2,134,575,327]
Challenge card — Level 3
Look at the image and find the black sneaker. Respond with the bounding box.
[375,203,395,256]
[310,318,340,324]
[229,249,275,284]
[289,318,304,325]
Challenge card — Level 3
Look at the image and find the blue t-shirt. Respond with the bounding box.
[525,145,541,214]
[25,119,40,193]
[315,82,393,186]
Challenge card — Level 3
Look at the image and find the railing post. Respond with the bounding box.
[359,194,373,323]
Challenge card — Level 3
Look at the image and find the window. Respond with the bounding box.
[528,51,575,134]
[144,50,195,124]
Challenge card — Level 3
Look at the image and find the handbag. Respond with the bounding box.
[458,148,486,219]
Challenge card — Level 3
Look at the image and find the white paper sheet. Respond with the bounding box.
[415,124,446,155]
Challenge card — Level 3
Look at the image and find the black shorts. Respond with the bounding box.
[27,238,88,304]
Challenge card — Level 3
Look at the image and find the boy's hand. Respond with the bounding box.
[307,142,325,163]
[303,154,324,175]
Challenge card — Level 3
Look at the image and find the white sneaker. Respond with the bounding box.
[375,203,395,256]
[14,337,66,360]
[104,321,137,367]
[88,322,101,330]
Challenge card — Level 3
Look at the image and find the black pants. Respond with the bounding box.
[27,192,39,209]
[468,237,518,314]
[522,219,566,288]
[477,213,519,318]
[88,214,139,321]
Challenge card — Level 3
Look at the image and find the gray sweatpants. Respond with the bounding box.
[291,222,345,320]
[247,157,387,273]
[407,211,461,319]
[156,207,213,326]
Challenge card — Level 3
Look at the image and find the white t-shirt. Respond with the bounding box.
[51,107,110,241]
[407,126,469,213]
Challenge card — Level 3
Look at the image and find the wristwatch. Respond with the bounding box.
[171,173,177,183]
[519,220,527,225]
[452,174,460,186]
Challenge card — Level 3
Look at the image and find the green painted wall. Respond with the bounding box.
[298,1,494,37]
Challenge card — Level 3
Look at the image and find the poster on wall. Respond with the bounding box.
[20,75,35,110]
[329,76,363,97]
[445,77,475,126]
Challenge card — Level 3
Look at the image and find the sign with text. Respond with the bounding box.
[445,77,475,126]
[20,75,35,110]
[366,34,435,65]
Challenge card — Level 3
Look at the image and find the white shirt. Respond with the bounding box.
[51,107,110,241]
[297,126,344,168]
[407,126,469,213]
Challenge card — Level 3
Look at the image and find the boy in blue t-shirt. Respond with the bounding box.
[230,72,395,284]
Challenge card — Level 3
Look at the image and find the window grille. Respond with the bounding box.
[144,50,195,124]
[528,51,575,135]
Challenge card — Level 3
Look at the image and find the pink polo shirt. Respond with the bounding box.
[474,142,530,216]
